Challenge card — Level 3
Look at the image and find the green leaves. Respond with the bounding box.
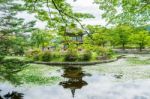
[129,30,150,51]
[30,29,53,48]
[94,0,150,26]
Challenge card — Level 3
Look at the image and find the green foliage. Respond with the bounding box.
[64,49,78,62]
[52,51,63,59]
[110,24,133,49]
[78,50,92,61]
[0,0,35,57]
[30,29,53,48]
[0,55,4,62]
[1,59,27,71]
[85,25,110,47]
[129,30,150,51]
[0,58,28,84]
[94,0,150,25]
[74,13,95,19]
[41,51,52,62]
[25,49,41,58]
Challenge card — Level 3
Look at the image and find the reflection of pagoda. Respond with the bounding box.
[59,67,88,98]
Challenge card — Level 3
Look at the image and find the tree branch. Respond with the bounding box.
[51,0,93,40]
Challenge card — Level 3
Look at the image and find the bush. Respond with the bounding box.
[82,50,92,61]
[33,53,41,61]
[41,51,52,62]
[96,47,115,60]
[78,50,92,61]
[13,47,24,56]
[107,49,115,57]
[64,50,78,61]
[0,55,4,62]
[95,47,107,55]
[52,51,62,59]
[25,49,41,58]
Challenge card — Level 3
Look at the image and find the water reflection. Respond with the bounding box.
[0,90,24,99]
[59,67,90,98]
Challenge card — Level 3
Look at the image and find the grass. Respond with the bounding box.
[5,56,32,61]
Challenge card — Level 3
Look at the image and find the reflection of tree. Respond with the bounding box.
[59,67,90,98]
[0,90,24,99]
[0,59,28,85]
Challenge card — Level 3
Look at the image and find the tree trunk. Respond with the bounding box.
[122,43,125,50]
[139,43,144,52]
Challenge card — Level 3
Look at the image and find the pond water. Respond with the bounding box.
[1,54,150,99]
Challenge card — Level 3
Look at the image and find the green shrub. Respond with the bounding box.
[96,47,115,59]
[0,55,4,62]
[83,50,92,61]
[13,47,24,56]
[78,50,92,61]
[41,51,52,62]
[95,47,107,55]
[64,50,78,61]
[33,53,41,61]
[25,49,41,58]
[52,51,62,59]
[107,49,115,57]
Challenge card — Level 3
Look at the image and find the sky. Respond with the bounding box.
[66,0,106,25]
[16,0,106,29]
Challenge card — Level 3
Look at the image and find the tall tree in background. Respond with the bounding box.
[109,24,133,50]
[129,30,150,51]
[85,25,109,47]
[30,29,53,49]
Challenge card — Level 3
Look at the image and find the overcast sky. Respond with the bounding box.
[67,0,106,25]
[17,0,106,29]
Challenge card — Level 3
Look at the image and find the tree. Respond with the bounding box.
[95,0,150,26]
[110,24,133,50]
[0,0,35,57]
[23,0,94,32]
[129,30,150,51]
[85,25,109,47]
[30,29,53,49]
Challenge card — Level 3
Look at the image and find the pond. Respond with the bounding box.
[1,54,150,99]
